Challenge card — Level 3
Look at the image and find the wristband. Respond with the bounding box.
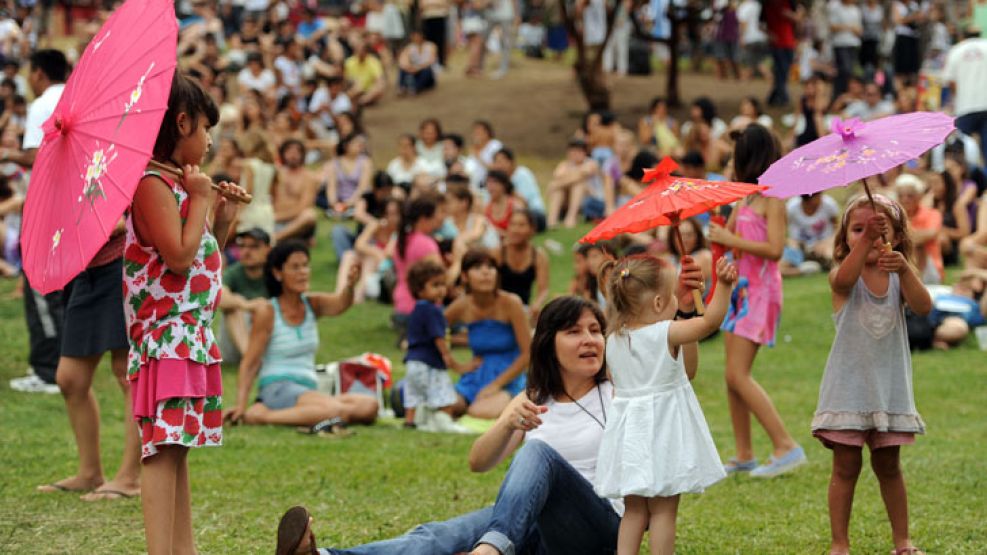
[675,309,697,320]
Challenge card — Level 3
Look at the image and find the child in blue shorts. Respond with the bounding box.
[404,260,478,432]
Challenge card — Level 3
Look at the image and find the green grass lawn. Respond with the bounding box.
[1,221,985,554]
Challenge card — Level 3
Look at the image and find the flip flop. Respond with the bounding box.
[81,489,138,502]
[37,482,99,494]
[297,417,352,438]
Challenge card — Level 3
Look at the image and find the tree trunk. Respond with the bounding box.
[666,15,681,107]
[575,57,611,111]
[559,0,619,111]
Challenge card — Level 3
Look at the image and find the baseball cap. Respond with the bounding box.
[236,227,271,245]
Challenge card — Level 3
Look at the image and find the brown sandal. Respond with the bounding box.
[276,506,312,555]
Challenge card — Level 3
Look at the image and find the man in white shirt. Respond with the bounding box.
[483,0,519,79]
[737,0,769,79]
[944,27,987,167]
[2,49,68,393]
[307,76,352,138]
[238,52,277,98]
[781,192,840,275]
[273,40,304,100]
[827,0,862,98]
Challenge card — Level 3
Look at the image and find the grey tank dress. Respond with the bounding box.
[811,273,925,434]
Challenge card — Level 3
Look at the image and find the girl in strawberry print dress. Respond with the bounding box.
[124,72,246,555]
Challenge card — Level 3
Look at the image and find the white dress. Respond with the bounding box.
[595,321,726,498]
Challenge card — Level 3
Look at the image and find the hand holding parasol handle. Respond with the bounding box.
[670,215,706,316]
[146,160,253,204]
[860,177,890,250]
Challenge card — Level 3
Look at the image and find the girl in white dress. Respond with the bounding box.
[595,254,737,554]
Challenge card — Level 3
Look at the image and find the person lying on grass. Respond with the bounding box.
[274,258,705,555]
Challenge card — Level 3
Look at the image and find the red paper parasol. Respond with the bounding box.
[580,157,767,312]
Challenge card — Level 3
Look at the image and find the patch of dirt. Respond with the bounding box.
[363,54,778,164]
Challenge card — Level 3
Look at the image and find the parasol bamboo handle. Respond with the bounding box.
[146,160,253,204]
[672,223,707,316]
[861,177,890,249]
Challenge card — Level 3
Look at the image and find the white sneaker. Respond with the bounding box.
[428,411,472,434]
[543,239,563,255]
[798,260,823,275]
[414,407,435,432]
[10,374,60,394]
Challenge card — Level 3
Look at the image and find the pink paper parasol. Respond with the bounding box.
[759,112,955,200]
[20,0,177,294]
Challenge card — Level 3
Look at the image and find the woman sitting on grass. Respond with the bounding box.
[226,240,378,428]
[275,264,704,554]
[445,249,531,419]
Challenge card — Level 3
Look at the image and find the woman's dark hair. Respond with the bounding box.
[732,123,780,184]
[397,194,439,259]
[495,147,515,162]
[938,170,959,216]
[336,132,361,157]
[511,208,537,229]
[447,183,474,209]
[649,96,667,112]
[692,96,717,125]
[264,240,310,297]
[419,117,443,138]
[743,96,763,117]
[461,248,499,294]
[373,170,394,191]
[526,296,607,404]
[279,138,305,161]
[443,133,465,149]
[336,111,363,134]
[486,169,513,195]
[153,71,220,162]
[473,120,494,138]
[576,240,617,300]
[239,89,267,131]
[667,217,707,257]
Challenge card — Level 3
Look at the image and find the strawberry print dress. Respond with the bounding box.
[123,170,224,459]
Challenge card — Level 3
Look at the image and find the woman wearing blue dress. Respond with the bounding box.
[446,250,531,419]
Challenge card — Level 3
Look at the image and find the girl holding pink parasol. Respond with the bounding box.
[707,124,807,477]
[813,194,929,555]
[124,72,246,554]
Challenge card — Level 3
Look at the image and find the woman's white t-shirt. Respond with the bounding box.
[526,380,623,515]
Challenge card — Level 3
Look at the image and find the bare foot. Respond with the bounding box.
[470,545,501,555]
[37,475,104,493]
[80,478,141,501]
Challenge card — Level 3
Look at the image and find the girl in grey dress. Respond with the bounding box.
[814,195,931,555]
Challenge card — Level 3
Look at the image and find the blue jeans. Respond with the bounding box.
[477,440,621,554]
[832,46,858,99]
[332,225,355,261]
[955,111,987,170]
[327,508,496,555]
[768,47,794,106]
[327,440,620,554]
[398,67,436,94]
